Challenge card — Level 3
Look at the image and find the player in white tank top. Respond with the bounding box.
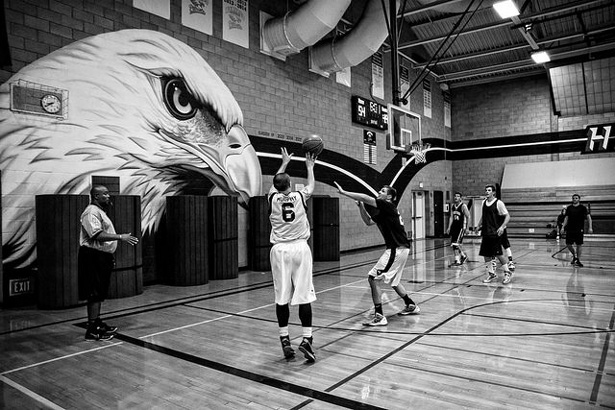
[268,147,317,362]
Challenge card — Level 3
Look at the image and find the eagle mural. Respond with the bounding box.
[0,29,262,269]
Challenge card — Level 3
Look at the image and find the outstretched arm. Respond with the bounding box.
[357,201,376,226]
[333,182,377,208]
[95,231,139,246]
[304,152,316,196]
[275,147,293,175]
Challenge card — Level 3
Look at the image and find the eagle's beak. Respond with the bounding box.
[225,125,262,204]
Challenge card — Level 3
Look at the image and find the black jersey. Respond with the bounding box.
[365,199,410,249]
[565,204,588,232]
[450,203,466,229]
[481,198,506,237]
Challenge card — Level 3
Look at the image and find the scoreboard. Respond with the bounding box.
[351,95,388,130]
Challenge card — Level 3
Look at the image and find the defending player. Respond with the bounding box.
[334,182,420,326]
[268,147,317,362]
[446,192,470,266]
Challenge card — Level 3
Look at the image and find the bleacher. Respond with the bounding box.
[501,186,615,239]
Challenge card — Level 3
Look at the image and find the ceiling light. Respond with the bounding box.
[531,51,550,64]
[493,0,519,18]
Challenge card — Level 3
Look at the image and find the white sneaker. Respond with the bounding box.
[363,313,388,326]
[483,273,497,283]
[507,261,516,271]
[502,272,513,284]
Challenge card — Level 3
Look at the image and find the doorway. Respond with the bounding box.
[412,191,425,240]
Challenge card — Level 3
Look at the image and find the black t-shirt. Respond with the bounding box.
[565,204,588,232]
[365,199,410,249]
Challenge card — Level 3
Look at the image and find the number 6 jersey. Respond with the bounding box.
[268,186,312,244]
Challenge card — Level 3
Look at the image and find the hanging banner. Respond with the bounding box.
[371,52,384,100]
[363,130,377,164]
[223,0,249,49]
[182,0,213,35]
[423,80,432,118]
[444,92,451,128]
[400,66,410,110]
[133,0,170,19]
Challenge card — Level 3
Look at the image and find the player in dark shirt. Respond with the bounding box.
[335,182,420,326]
[562,194,593,267]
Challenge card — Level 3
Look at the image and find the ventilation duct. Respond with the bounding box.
[261,0,352,58]
[309,0,400,77]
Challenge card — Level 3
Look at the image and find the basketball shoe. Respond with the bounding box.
[298,337,315,363]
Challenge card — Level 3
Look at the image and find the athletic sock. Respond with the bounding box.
[508,256,513,262]
[402,294,415,306]
[302,327,312,339]
[374,303,383,315]
[279,326,289,338]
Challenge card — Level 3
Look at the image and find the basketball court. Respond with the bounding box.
[1,237,614,409]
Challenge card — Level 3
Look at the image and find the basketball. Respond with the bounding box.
[302,134,324,156]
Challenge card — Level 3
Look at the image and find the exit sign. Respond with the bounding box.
[9,277,33,296]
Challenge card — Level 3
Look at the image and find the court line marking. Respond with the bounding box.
[5,241,608,409]
[0,375,67,410]
[3,241,610,406]
[1,342,122,375]
[142,278,368,339]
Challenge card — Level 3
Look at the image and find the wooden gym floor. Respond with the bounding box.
[1,237,614,409]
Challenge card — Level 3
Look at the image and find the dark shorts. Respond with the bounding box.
[449,226,465,246]
[500,230,510,249]
[479,235,504,257]
[565,230,584,245]
[78,246,115,302]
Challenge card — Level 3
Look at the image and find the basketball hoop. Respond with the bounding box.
[409,141,430,164]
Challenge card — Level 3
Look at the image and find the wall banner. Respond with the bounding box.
[182,0,213,35]
[223,0,249,49]
[134,0,170,19]
[444,92,451,128]
[371,52,384,100]
[400,65,410,110]
[364,130,377,164]
[423,80,432,118]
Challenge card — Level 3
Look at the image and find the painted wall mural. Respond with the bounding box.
[0,29,262,269]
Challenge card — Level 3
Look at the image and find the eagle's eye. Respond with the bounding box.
[163,78,199,120]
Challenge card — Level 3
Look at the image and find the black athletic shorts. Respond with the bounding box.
[479,235,504,257]
[78,246,115,302]
[500,230,510,249]
[565,230,584,245]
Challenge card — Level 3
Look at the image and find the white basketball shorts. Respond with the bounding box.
[270,240,316,305]
[368,247,410,286]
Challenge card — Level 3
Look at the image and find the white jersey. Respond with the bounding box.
[268,186,311,244]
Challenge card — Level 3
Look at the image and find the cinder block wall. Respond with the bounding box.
[1,0,452,273]
[452,75,615,198]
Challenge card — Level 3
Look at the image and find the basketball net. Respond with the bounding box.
[409,141,430,164]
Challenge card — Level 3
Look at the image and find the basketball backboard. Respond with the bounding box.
[387,104,421,152]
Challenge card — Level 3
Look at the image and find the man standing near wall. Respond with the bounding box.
[446,192,470,266]
[477,184,513,284]
[563,194,593,267]
[268,147,317,363]
[79,185,139,341]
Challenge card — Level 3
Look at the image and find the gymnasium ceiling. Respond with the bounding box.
[343,0,615,89]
